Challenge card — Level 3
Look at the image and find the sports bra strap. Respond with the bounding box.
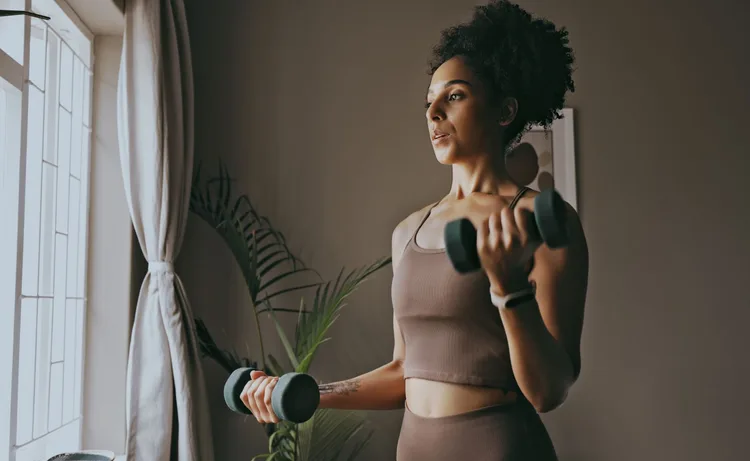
[508,186,530,209]
[403,201,440,254]
[403,186,530,254]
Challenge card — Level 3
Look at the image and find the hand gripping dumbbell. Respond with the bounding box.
[444,188,569,273]
[223,368,320,423]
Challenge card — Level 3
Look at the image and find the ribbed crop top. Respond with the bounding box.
[391,187,529,390]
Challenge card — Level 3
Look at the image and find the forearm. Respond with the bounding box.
[317,360,405,411]
[499,300,575,413]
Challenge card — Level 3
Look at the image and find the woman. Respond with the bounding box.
[241,1,588,459]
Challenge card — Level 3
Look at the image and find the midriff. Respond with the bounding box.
[404,377,519,418]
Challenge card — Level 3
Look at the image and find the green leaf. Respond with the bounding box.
[266,354,286,377]
[256,282,323,307]
[294,257,391,374]
[267,308,300,370]
[344,427,374,461]
[297,409,371,461]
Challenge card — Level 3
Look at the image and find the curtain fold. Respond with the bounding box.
[116,0,214,459]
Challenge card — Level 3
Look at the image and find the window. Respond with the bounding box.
[0,1,93,460]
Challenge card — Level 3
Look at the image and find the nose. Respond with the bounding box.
[426,100,445,122]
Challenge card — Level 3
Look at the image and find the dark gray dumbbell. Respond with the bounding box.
[223,367,320,423]
[444,188,569,273]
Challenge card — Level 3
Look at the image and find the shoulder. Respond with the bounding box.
[391,202,435,268]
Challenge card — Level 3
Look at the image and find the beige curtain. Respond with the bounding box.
[116,0,214,459]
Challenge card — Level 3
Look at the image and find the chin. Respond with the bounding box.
[434,145,477,166]
[432,145,461,165]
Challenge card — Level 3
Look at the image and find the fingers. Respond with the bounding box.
[476,211,491,255]
[239,371,280,423]
[250,370,266,380]
[240,375,263,420]
[254,377,276,423]
[499,207,519,248]
[513,205,532,247]
[477,207,526,260]
[263,378,279,423]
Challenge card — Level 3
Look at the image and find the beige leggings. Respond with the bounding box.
[396,400,558,461]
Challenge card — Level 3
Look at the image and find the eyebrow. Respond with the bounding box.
[426,79,473,96]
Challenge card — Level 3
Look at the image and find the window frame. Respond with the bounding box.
[0,1,95,460]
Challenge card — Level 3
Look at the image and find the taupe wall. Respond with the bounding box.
[180,0,750,460]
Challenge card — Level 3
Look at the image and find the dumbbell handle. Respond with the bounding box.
[444,188,568,273]
[223,368,320,423]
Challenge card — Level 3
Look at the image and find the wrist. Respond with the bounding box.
[489,276,534,298]
[490,283,536,310]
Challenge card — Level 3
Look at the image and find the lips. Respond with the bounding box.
[431,130,450,141]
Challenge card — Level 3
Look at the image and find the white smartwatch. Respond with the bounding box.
[490,285,536,309]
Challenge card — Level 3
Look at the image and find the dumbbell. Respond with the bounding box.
[444,188,569,273]
[223,367,320,423]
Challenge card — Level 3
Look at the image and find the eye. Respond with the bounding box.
[424,101,432,109]
[448,92,463,101]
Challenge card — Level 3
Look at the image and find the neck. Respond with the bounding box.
[448,151,519,200]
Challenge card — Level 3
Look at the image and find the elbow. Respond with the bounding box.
[532,396,563,414]
[532,357,578,413]
[528,384,570,414]
[390,359,407,408]
[530,392,565,414]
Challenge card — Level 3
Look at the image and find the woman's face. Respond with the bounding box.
[425,56,512,165]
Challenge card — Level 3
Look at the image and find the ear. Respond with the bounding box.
[498,97,519,127]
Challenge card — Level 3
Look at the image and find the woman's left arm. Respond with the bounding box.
[478,201,589,413]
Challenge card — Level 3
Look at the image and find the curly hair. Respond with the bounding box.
[428,0,575,144]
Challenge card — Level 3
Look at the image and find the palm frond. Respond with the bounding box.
[189,161,321,305]
[267,307,300,370]
[294,256,391,374]
[296,409,372,461]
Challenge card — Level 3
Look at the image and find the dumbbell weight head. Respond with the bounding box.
[273,372,320,423]
[224,367,255,415]
[223,367,320,424]
[444,188,569,273]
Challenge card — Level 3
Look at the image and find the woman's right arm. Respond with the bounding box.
[317,313,406,410]
[242,213,419,422]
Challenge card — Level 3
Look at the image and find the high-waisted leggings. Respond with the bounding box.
[396,400,558,460]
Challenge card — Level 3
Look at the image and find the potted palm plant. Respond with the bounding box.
[189,162,389,460]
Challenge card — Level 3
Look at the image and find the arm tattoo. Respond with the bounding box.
[318,379,361,396]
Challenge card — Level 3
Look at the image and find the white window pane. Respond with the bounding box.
[63,299,76,423]
[77,124,89,180]
[76,132,89,298]
[43,31,59,164]
[82,70,90,127]
[21,85,45,296]
[48,362,64,430]
[34,298,53,438]
[34,0,91,68]
[16,299,38,446]
[38,162,57,296]
[66,179,80,296]
[0,0,26,65]
[51,233,67,363]
[29,19,47,90]
[73,300,84,417]
[15,418,81,461]
[70,58,83,177]
[58,43,73,111]
[56,107,71,232]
